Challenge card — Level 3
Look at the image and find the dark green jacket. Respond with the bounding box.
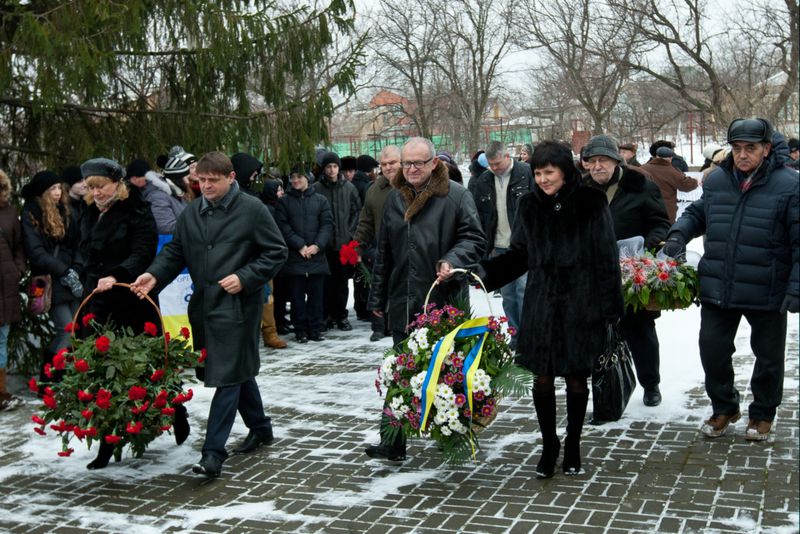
[147,184,287,387]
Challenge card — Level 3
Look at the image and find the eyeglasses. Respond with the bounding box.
[401,158,433,170]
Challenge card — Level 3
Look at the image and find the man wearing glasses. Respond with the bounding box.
[365,137,485,462]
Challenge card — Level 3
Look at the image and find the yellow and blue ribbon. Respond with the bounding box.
[419,317,490,432]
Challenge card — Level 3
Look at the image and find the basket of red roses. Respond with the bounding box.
[29,283,201,459]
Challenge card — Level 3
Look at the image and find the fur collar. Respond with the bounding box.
[646,158,672,167]
[391,160,450,221]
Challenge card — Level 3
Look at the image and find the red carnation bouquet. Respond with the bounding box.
[30,313,201,459]
[339,239,372,285]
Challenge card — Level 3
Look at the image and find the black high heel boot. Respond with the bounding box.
[563,390,589,475]
[87,442,115,470]
[173,404,190,445]
[533,391,559,478]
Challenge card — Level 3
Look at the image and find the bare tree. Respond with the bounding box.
[517,0,640,135]
[431,0,517,153]
[368,0,442,138]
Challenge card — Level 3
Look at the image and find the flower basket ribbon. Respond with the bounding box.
[70,283,169,367]
[419,268,494,433]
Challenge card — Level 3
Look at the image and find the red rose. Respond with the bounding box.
[74,428,86,439]
[128,385,147,401]
[44,386,54,396]
[57,448,74,457]
[43,395,57,409]
[164,331,171,342]
[77,390,95,402]
[81,408,94,420]
[153,390,168,408]
[33,427,46,436]
[81,313,96,327]
[31,415,45,425]
[52,349,68,370]
[104,434,122,444]
[95,336,110,353]
[143,322,158,336]
[339,240,360,267]
[64,322,76,333]
[84,427,98,437]
[171,389,193,405]
[74,359,90,373]
[131,401,150,415]
[198,348,207,364]
[125,421,143,434]
[180,327,191,339]
[43,363,53,378]
[96,389,112,409]
[160,425,172,432]
[160,407,175,416]
[28,377,38,393]
[150,369,165,382]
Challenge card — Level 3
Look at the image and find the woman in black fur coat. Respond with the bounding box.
[478,141,624,478]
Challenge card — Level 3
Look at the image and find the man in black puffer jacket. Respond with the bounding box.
[664,118,799,442]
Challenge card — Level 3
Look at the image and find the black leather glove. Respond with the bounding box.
[780,294,799,314]
[661,233,686,261]
[59,268,84,299]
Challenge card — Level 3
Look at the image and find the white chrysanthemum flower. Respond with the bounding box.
[446,408,459,421]
[407,337,419,355]
[379,357,395,385]
[410,372,426,396]
[449,420,467,434]
[440,426,452,436]
[414,328,431,350]
[435,384,453,399]
[434,411,448,425]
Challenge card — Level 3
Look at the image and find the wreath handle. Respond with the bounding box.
[423,267,494,316]
[70,282,169,366]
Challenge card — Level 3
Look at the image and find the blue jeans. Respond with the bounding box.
[492,247,526,336]
[0,323,9,369]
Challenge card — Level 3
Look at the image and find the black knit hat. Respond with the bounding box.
[21,170,62,200]
[163,145,197,180]
[356,154,379,173]
[81,158,125,181]
[126,158,151,179]
[340,156,357,172]
[320,151,342,169]
[61,165,84,186]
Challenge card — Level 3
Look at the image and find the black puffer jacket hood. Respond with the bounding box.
[231,153,263,190]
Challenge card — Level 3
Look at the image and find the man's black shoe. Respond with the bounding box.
[192,454,223,477]
[232,429,274,454]
[337,319,353,331]
[643,386,662,407]
[295,334,308,344]
[276,324,293,335]
[365,443,406,462]
[308,332,324,342]
[324,319,335,330]
[370,331,384,342]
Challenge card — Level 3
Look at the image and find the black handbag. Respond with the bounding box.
[591,324,636,424]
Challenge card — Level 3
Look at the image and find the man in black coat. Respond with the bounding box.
[471,140,533,346]
[664,118,799,441]
[583,135,671,409]
[131,151,288,478]
[365,137,485,462]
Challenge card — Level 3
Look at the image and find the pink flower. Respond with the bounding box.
[474,390,485,401]
[481,405,494,417]
[454,394,466,407]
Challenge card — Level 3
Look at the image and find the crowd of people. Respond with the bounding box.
[0,119,796,479]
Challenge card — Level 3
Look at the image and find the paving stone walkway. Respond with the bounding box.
[0,312,797,533]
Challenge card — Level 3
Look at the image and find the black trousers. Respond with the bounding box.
[354,275,370,319]
[287,274,325,336]
[699,303,787,421]
[273,280,290,329]
[323,249,351,322]
[203,377,272,460]
[620,308,661,390]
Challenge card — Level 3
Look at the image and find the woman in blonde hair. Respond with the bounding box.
[77,158,188,469]
[0,170,26,411]
[21,171,84,385]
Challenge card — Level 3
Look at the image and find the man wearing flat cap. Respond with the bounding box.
[663,117,799,442]
[641,146,699,224]
[583,134,670,410]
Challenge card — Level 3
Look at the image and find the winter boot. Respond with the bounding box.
[0,369,23,411]
[261,302,287,349]
[173,403,190,445]
[563,390,589,475]
[533,391,559,478]
[87,442,117,470]
[365,408,407,461]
